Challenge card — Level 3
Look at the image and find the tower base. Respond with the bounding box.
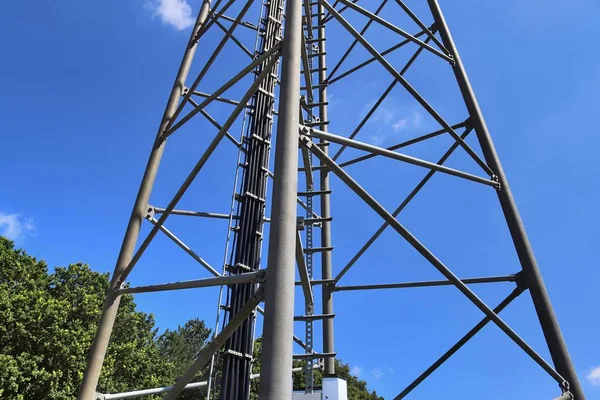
[293,376,348,400]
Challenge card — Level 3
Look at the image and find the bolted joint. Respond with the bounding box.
[297,216,305,231]
[513,271,527,293]
[145,205,155,220]
[181,86,190,97]
[256,269,268,282]
[554,389,573,400]
[448,54,457,67]
[306,302,314,314]
[491,174,502,191]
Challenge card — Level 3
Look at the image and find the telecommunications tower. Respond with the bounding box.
[79,0,584,399]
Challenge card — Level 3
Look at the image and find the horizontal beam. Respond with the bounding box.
[305,127,497,187]
[337,121,466,168]
[100,366,312,399]
[117,55,281,286]
[115,270,266,295]
[334,275,516,292]
[146,216,220,277]
[295,279,334,286]
[293,352,336,360]
[153,207,236,220]
[294,314,335,321]
[302,134,565,386]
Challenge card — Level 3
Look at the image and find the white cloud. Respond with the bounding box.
[0,212,36,242]
[587,366,600,387]
[371,367,384,379]
[392,118,408,132]
[147,0,194,31]
[367,104,425,145]
[350,365,362,377]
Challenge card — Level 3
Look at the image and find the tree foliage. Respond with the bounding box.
[0,237,382,399]
[0,237,170,399]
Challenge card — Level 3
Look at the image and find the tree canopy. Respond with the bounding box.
[0,237,382,399]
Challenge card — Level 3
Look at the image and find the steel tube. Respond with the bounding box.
[326,0,388,82]
[302,135,566,385]
[334,275,516,292]
[165,0,257,134]
[153,207,237,220]
[115,271,265,295]
[296,232,315,306]
[164,287,265,400]
[334,128,472,284]
[332,33,432,161]
[337,121,466,168]
[308,127,496,187]
[101,366,310,400]
[331,0,452,62]
[320,0,493,177]
[427,0,583,396]
[316,3,336,375]
[328,29,428,85]
[164,43,282,138]
[76,4,212,399]
[147,217,220,277]
[394,288,522,399]
[119,54,281,285]
[258,0,302,394]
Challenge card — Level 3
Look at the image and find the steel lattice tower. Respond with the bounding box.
[79,0,584,399]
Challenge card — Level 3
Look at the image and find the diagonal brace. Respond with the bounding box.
[334,127,472,283]
[320,0,494,178]
[118,55,281,286]
[163,43,282,139]
[301,133,566,387]
[306,127,497,187]
[330,0,452,62]
[163,287,265,400]
[394,287,522,399]
[296,232,314,307]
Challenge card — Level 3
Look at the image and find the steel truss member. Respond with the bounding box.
[80,0,584,399]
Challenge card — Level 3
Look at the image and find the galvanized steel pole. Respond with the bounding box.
[427,0,584,398]
[317,2,336,377]
[258,0,302,394]
[77,2,211,398]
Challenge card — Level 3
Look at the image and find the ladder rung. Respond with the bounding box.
[294,313,336,321]
[304,120,329,127]
[297,190,332,196]
[293,352,336,360]
[304,246,333,254]
[304,217,332,224]
[303,101,329,108]
[301,83,327,90]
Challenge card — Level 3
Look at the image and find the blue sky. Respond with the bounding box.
[1,0,599,398]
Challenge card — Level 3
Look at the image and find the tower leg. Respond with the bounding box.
[258,0,303,395]
[427,1,584,398]
[77,3,211,398]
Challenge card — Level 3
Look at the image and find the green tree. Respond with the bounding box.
[0,237,382,399]
[0,237,170,399]
[157,318,213,399]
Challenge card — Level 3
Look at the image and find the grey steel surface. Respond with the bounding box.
[77,3,212,398]
[258,0,303,393]
[427,0,583,397]
[80,0,584,398]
